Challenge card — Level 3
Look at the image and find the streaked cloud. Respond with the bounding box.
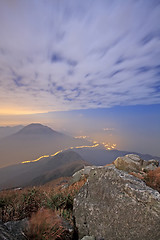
[103,128,115,131]
[0,0,160,113]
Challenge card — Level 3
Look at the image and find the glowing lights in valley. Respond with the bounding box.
[21,155,50,164]
[21,143,99,164]
[21,138,117,164]
[103,143,117,150]
[75,136,88,139]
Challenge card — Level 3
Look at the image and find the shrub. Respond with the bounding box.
[26,208,64,240]
[0,188,47,222]
[0,176,86,225]
[145,167,160,192]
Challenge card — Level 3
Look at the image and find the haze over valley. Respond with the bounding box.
[0,123,159,191]
[0,0,160,188]
[0,2,160,239]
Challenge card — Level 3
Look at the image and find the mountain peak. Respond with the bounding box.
[16,123,57,135]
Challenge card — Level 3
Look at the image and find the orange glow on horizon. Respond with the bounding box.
[0,109,49,115]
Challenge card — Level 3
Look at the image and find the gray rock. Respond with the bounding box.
[4,218,28,240]
[71,166,102,184]
[73,165,160,240]
[0,221,15,240]
[60,217,75,239]
[142,159,159,171]
[113,154,159,172]
[81,236,95,240]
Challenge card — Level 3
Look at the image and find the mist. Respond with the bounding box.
[0,105,160,157]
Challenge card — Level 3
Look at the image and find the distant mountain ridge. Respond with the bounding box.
[0,123,160,191]
[0,150,89,190]
[0,123,91,168]
[16,123,58,135]
[73,148,160,166]
[0,125,24,139]
[0,145,160,190]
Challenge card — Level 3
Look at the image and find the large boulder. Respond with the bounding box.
[73,166,160,240]
[113,154,159,173]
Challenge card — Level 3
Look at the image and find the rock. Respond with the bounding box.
[71,166,102,184]
[0,221,15,240]
[73,165,160,240]
[142,159,159,171]
[81,236,95,240]
[60,217,76,240]
[113,154,159,173]
[4,218,28,240]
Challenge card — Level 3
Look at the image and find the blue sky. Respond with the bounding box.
[0,0,160,156]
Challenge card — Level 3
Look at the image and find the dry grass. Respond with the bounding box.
[0,177,87,239]
[26,208,64,240]
[145,167,160,192]
[0,176,87,222]
[0,187,46,222]
[128,168,160,193]
[129,171,146,181]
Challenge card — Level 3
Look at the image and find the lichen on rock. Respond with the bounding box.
[73,165,160,240]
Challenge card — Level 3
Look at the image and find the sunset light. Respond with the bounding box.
[0,1,160,237]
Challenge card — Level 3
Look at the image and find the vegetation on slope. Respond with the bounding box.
[0,166,160,239]
[145,167,160,192]
[0,177,87,239]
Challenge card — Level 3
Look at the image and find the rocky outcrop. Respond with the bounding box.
[73,165,160,240]
[113,154,159,173]
[0,219,28,240]
[4,218,28,240]
[0,221,15,240]
[71,166,101,184]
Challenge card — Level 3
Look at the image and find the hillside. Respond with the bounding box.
[0,155,160,240]
[0,123,91,168]
[0,150,89,190]
[0,143,160,191]
[0,125,23,139]
[73,148,160,165]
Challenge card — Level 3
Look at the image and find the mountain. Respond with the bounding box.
[0,125,24,139]
[0,123,91,168]
[16,123,64,136]
[0,144,159,190]
[0,150,89,190]
[73,148,160,166]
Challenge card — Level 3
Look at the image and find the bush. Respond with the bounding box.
[145,167,160,192]
[0,177,86,239]
[26,208,64,240]
[0,188,46,222]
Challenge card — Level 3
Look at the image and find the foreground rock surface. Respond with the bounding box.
[73,166,160,240]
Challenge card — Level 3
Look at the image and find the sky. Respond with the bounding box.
[0,0,160,156]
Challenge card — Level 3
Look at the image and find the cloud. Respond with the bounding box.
[51,53,64,63]
[0,0,160,113]
[103,128,115,131]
